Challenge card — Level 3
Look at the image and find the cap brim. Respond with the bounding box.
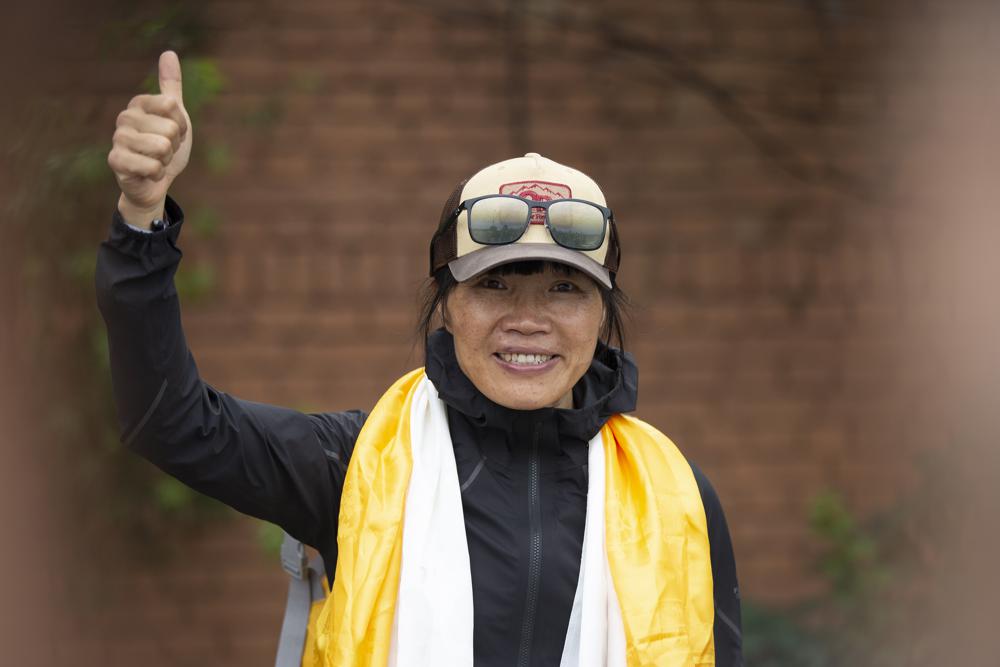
[448,243,612,289]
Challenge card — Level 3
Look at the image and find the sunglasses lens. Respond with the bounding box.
[547,201,607,250]
[468,197,530,244]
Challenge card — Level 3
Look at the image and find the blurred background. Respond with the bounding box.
[2,0,998,664]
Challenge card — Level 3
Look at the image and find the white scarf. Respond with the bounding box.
[386,376,627,666]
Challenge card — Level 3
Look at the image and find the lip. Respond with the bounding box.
[492,351,561,374]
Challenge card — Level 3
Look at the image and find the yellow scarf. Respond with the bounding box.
[311,368,715,666]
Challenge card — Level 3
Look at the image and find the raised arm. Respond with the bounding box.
[96,52,363,555]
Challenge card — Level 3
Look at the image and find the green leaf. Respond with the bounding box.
[742,600,832,666]
[809,489,854,540]
[257,521,285,558]
[291,68,326,94]
[134,5,209,53]
[154,477,195,512]
[64,247,97,285]
[188,206,221,239]
[808,489,887,600]
[240,96,284,127]
[46,145,111,188]
[90,324,112,374]
[175,261,215,302]
[142,57,223,118]
[203,142,232,174]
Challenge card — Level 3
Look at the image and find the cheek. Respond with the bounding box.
[566,299,605,349]
[446,293,493,355]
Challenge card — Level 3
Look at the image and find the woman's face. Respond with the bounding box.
[445,263,605,410]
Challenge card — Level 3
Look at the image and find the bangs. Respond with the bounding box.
[489,260,580,277]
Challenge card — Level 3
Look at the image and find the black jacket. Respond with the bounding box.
[95,196,743,666]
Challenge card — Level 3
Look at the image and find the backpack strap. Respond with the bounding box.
[275,531,326,667]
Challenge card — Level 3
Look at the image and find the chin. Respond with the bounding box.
[497,397,551,411]
[487,387,565,411]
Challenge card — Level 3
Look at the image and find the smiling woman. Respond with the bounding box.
[96,51,742,667]
[442,263,605,410]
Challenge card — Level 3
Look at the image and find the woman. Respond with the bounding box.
[99,51,743,667]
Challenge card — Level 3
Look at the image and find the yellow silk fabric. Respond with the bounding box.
[313,368,422,667]
[602,415,715,666]
[314,368,715,667]
[301,577,331,667]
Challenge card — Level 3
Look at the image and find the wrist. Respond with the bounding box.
[118,193,167,230]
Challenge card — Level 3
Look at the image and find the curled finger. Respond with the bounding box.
[108,147,167,181]
[127,94,188,137]
[116,109,183,152]
[116,127,175,166]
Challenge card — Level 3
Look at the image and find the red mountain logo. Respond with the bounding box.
[500,180,572,224]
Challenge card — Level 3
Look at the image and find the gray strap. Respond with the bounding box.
[275,561,312,667]
[280,531,307,580]
[274,533,314,667]
[275,533,327,667]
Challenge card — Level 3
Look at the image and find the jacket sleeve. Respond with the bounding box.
[94,196,365,556]
[690,461,744,667]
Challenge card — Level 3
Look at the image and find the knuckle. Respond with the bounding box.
[109,150,132,174]
[154,136,173,159]
[164,120,180,142]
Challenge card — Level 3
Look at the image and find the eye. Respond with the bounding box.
[477,276,507,290]
[551,280,580,293]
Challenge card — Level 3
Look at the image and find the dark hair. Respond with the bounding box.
[417,260,630,351]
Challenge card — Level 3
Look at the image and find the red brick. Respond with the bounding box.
[41,0,949,659]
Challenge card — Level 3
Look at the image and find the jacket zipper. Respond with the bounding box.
[517,423,543,667]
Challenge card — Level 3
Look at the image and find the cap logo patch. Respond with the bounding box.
[500,180,572,225]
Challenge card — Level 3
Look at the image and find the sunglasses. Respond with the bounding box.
[448,194,614,252]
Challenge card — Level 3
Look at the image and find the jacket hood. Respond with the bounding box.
[424,328,637,442]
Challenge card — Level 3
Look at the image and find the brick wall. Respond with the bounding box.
[39,0,942,663]
[182,0,902,602]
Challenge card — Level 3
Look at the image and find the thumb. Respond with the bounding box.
[158,50,184,103]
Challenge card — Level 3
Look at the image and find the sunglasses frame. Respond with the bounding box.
[448,194,615,252]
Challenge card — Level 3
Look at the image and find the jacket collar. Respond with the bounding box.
[424,329,637,442]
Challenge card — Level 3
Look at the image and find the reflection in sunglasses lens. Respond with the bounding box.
[469,198,530,244]
[548,201,605,251]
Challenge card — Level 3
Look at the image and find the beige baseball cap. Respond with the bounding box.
[429,153,620,289]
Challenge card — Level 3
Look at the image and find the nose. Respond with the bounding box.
[499,290,551,336]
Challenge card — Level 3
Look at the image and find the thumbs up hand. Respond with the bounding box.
[108,51,193,229]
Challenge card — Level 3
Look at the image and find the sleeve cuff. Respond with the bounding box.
[107,196,186,259]
[112,196,185,236]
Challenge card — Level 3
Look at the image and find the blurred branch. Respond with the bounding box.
[504,0,532,153]
[599,21,857,192]
[413,0,880,204]
[8,1,231,565]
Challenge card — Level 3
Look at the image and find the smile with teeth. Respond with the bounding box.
[497,352,555,366]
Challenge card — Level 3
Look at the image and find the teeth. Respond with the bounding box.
[499,352,553,366]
